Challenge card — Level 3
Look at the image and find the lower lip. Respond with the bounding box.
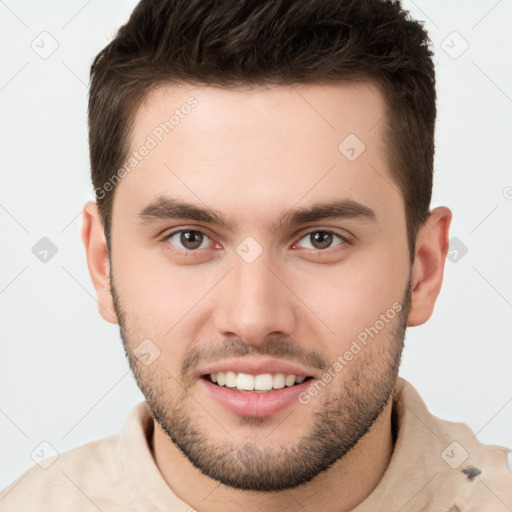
[199,377,313,417]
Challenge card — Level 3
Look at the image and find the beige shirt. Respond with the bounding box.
[1,377,511,511]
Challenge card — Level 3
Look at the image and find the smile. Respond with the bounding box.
[200,372,315,417]
[206,371,310,392]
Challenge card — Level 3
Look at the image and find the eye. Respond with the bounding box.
[166,229,212,252]
[294,230,346,251]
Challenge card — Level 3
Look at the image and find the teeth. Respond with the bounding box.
[254,373,273,391]
[273,373,285,389]
[285,374,296,387]
[236,373,254,390]
[225,371,237,388]
[209,371,308,391]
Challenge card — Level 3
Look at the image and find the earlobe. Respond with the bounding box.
[407,206,452,327]
[81,201,118,325]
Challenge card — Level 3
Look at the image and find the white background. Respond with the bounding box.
[0,0,511,490]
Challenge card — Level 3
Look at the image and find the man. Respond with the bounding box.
[1,0,511,510]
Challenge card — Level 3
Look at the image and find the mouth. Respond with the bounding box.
[203,371,313,393]
[200,371,315,417]
[197,358,318,417]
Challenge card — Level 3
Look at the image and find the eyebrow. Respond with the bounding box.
[136,196,376,233]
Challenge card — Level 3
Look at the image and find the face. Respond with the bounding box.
[108,82,412,491]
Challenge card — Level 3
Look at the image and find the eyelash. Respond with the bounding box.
[160,227,351,257]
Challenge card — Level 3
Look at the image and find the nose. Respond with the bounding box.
[212,250,298,346]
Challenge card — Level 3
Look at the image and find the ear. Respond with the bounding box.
[408,206,452,327]
[81,201,118,324]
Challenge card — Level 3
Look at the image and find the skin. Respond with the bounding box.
[82,81,451,511]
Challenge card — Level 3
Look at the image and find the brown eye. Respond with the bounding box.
[310,231,333,249]
[167,230,209,251]
[295,230,345,251]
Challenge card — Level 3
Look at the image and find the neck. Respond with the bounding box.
[151,397,394,512]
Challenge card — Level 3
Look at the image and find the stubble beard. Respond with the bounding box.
[111,277,411,492]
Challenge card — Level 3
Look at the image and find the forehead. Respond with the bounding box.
[134,80,388,147]
[114,80,402,229]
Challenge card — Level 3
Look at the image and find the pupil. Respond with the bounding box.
[312,231,332,249]
[181,231,203,249]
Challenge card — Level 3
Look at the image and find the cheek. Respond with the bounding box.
[111,237,205,339]
[290,243,409,350]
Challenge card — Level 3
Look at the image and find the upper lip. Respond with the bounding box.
[198,357,317,379]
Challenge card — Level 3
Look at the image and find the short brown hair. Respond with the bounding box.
[88,0,436,262]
